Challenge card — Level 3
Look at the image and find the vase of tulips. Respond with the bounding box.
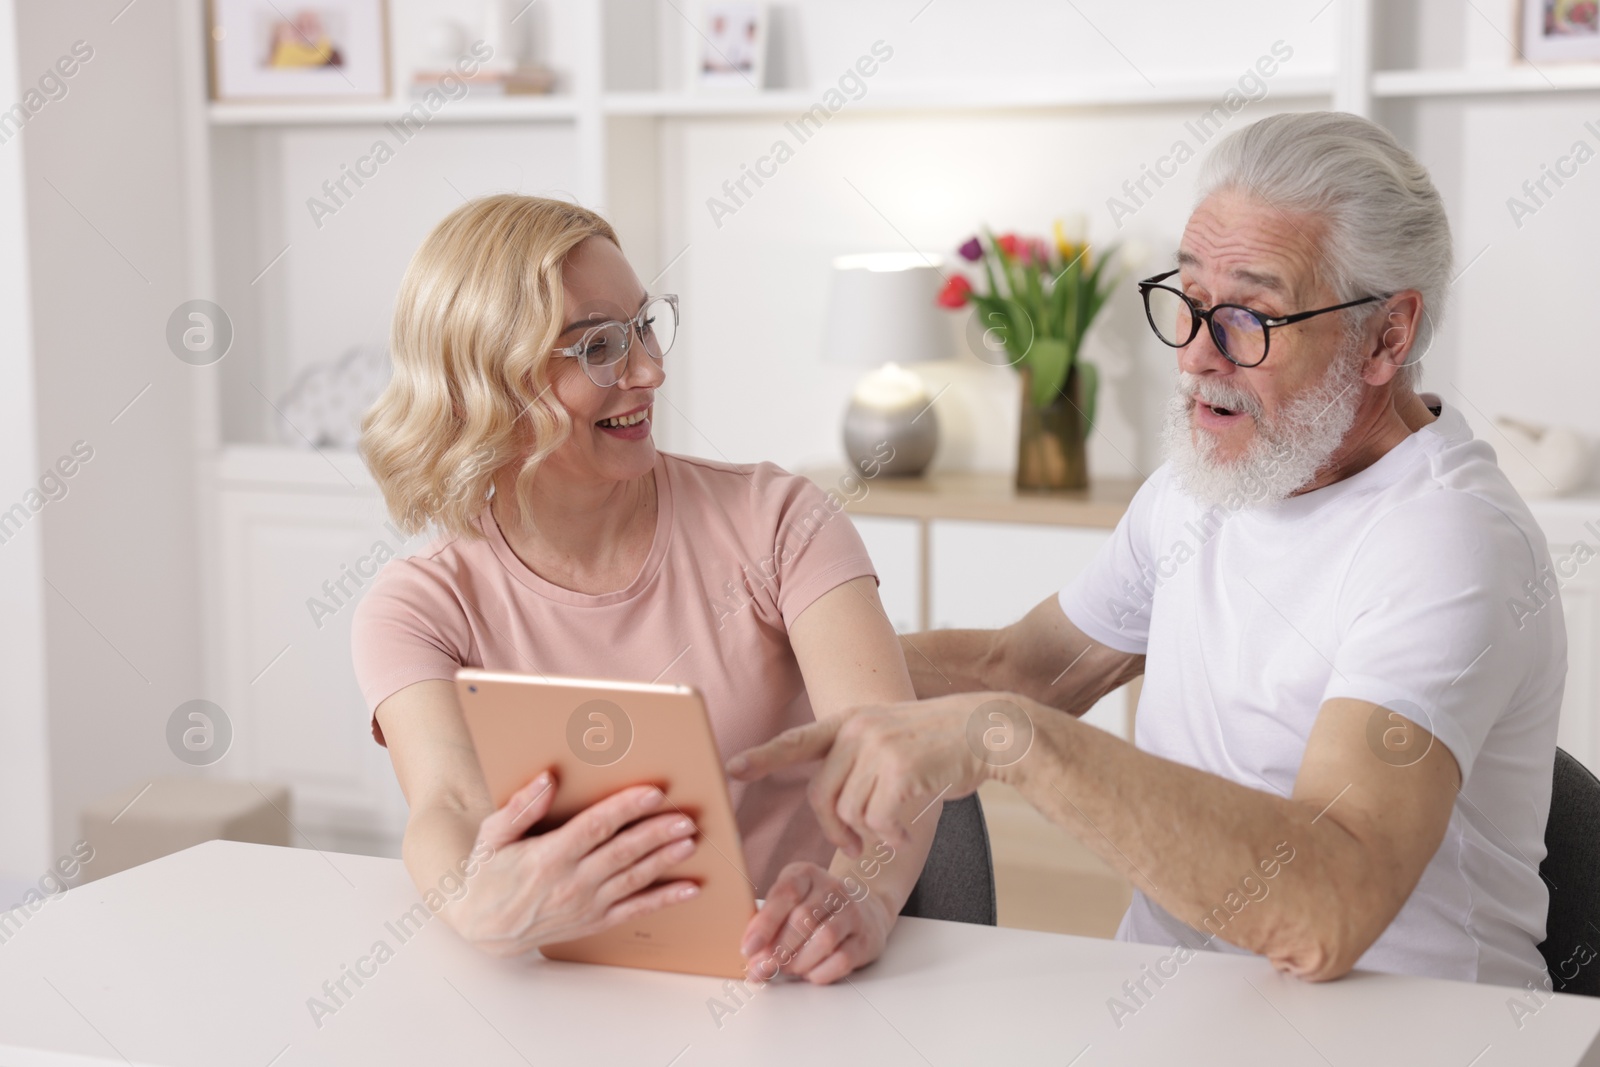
[937,219,1119,492]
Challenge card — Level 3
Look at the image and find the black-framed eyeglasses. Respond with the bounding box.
[1137,269,1381,368]
[554,293,679,387]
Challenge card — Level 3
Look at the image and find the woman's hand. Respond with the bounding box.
[740,861,895,985]
[729,693,1022,856]
[441,772,702,957]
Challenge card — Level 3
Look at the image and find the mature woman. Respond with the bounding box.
[352,194,931,985]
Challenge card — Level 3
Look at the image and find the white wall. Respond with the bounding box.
[0,0,53,878]
[13,0,203,863]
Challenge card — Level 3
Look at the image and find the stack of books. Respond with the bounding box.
[408,66,557,98]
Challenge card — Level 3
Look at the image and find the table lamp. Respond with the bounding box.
[823,253,949,478]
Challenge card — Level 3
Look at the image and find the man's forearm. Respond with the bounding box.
[901,598,1142,714]
[996,698,1386,980]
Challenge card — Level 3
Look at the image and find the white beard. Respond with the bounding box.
[1160,350,1365,511]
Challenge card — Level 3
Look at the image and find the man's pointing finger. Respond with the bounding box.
[727,717,844,781]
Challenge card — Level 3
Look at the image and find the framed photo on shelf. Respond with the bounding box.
[1521,0,1600,63]
[690,2,766,92]
[208,0,390,102]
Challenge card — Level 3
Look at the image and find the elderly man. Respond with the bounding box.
[731,111,1564,989]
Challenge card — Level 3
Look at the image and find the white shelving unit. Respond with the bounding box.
[207,97,583,126]
[601,75,1343,117]
[173,0,1600,854]
[1373,65,1600,98]
[181,0,1600,473]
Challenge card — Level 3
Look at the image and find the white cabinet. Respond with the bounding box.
[215,455,411,857]
[848,515,921,635]
[928,520,1109,630]
[820,472,1142,746]
[1559,575,1599,772]
[930,520,1128,740]
[1530,500,1600,775]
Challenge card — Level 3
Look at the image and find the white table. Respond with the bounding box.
[1,841,1597,1066]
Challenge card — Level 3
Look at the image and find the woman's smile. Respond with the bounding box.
[596,402,653,440]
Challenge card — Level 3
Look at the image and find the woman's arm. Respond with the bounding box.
[377,679,705,954]
[737,575,938,985]
[377,680,494,897]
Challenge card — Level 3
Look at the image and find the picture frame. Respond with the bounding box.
[1521,0,1600,63]
[689,2,766,93]
[208,0,390,102]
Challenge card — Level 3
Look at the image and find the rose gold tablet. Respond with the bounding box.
[454,668,756,979]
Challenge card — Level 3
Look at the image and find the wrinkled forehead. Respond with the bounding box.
[1177,190,1329,305]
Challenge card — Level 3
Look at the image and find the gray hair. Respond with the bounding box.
[1196,112,1451,391]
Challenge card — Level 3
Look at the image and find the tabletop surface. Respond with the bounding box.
[801,468,1143,528]
[1,840,1598,1067]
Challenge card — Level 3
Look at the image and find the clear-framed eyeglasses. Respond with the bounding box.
[554,294,680,387]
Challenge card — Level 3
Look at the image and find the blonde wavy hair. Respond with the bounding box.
[361,194,619,538]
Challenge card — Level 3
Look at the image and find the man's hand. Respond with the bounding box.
[740,861,894,985]
[728,694,1005,857]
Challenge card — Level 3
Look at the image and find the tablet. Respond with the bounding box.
[453,668,757,979]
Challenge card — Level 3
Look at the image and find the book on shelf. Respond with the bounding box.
[408,66,558,98]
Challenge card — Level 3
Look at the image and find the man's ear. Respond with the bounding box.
[1362,290,1424,387]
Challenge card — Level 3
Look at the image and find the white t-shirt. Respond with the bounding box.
[1059,398,1564,988]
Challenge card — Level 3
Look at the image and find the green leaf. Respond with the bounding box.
[1027,338,1070,408]
[1081,246,1119,332]
[1050,266,1076,343]
[1071,246,1115,342]
[982,228,1019,299]
[1024,264,1045,327]
[1077,360,1099,439]
[969,292,1005,318]
[979,231,1003,299]
[1003,254,1024,302]
[1002,297,1038,359]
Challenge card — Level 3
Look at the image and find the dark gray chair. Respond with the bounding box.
[1539,747,1600,996]
[898,792,997,925]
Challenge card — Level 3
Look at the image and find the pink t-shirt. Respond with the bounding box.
[350,451,876,893]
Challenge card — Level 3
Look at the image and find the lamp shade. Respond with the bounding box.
[822,253,950,367]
